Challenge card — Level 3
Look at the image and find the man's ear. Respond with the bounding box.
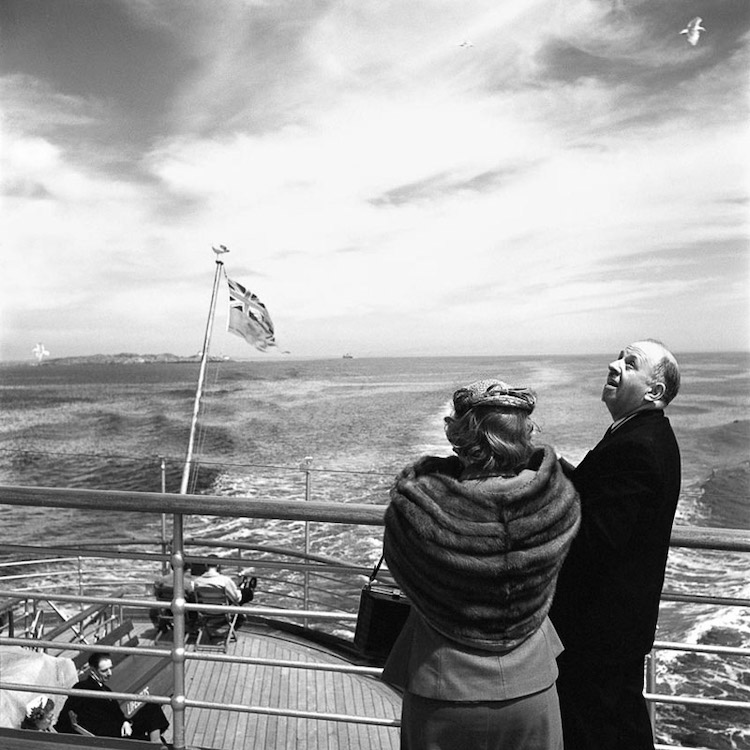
[645,381,666,403]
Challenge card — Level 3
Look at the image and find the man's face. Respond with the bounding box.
[91,658,114,684]
[601,341,662,420]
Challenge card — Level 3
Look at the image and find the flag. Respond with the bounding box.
[226,277,277,351]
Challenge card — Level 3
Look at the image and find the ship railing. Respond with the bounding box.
[0,539,373,637]
[0,484,749,750]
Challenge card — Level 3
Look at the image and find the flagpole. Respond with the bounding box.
[180,256,225,496]
[171,249,226,750]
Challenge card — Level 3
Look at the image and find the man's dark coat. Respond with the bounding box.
[54,675,126,737]
[549,409,681,663]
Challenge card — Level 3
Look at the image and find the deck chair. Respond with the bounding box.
[194,585,239,652]
[151,583,198,641]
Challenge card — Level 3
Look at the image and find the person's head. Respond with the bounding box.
[445,379,537,475]
[206,556,221,572]
[602,339,680,421]
[87,653,114,684]
[21,698,54,731]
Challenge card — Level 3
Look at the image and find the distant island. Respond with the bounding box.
[33,352,230,366]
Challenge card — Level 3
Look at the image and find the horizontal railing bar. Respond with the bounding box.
[661,591,750,607]
[2,486,748,551]
[0,682,171,706]
[6,664,746,724]
[669,525,750,552]
[0,589,358,620]
[8,587,746,633]
[187,537,361,568]
[183,650,382,675]
[0,636,171,659]
[181,697,399,726]
[644,692,750,710]
[0,636,380,676]
[0,571,75,582]
[0,448,392,477]
[0,557,82,569]
[184,603,358,621]
[653,640,750,656]
[0,544,169,565]
[0,485,387,524]
[0,543,369,575]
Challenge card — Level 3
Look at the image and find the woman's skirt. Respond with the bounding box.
[399,683,563,750]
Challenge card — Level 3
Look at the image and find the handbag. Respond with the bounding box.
[353,553,411,660]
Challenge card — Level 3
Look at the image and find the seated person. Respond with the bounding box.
[154,562,195,597]
[21,697,56,732]
[55,652,170,745]
[130,701,170,747]
[151,562,198,631]
[55,653,132,737]
[195,557,242,604]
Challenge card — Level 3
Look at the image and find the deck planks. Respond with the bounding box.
[177,623,401,750]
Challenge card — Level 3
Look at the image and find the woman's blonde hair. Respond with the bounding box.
[445,405,535,475]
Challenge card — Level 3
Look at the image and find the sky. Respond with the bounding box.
[1,0,749,361]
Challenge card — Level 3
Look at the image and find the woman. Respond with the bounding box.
[21,697,56,732]
[382,378,580,750]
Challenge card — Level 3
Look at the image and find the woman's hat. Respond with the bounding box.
[453,379,536,415]
[25,696,54,718]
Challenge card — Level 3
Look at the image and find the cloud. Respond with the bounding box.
[1,0,747,359]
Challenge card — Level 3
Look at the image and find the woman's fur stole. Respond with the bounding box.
[384,445,580,652]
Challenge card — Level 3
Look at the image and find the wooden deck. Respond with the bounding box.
[149,621,402,750]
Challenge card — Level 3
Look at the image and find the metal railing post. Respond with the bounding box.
[302,457,313,628]
[77,557,83,607]
[646,652,656,731]
[171,512,187,750]
[160,457,169,575]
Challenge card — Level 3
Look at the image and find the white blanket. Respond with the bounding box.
[0,646,77,729]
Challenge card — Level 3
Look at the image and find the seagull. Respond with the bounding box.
[212,244,230,256]
[680,16,705,46]
[32,343,50,363]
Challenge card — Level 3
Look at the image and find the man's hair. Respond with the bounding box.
[88,652,112,670]
[645,339,681,405]
[444,406,535,475]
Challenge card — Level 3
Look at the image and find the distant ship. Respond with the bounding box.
[342,353,354,359]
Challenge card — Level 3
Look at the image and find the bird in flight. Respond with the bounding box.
[680,16,706,46]
[458,40,474,48]
[32,343,50,363]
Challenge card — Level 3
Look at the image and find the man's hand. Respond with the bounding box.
[121,720,133,737]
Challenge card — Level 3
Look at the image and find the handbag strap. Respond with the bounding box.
[368,553,385,583]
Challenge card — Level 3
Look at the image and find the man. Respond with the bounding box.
[151,561,198,632]
[195,557,242,604]
[55,652,132,737]
[549,339,681,750]
[56,652,170,745]
[154,561,195,597]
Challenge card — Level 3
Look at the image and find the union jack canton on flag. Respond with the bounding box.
[226,277,277,351]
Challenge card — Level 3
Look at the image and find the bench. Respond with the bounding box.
[72,621,139,671]
[0,727,154,749]
[109,650,173,720]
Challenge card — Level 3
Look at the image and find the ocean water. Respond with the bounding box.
[0,353,748,748]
